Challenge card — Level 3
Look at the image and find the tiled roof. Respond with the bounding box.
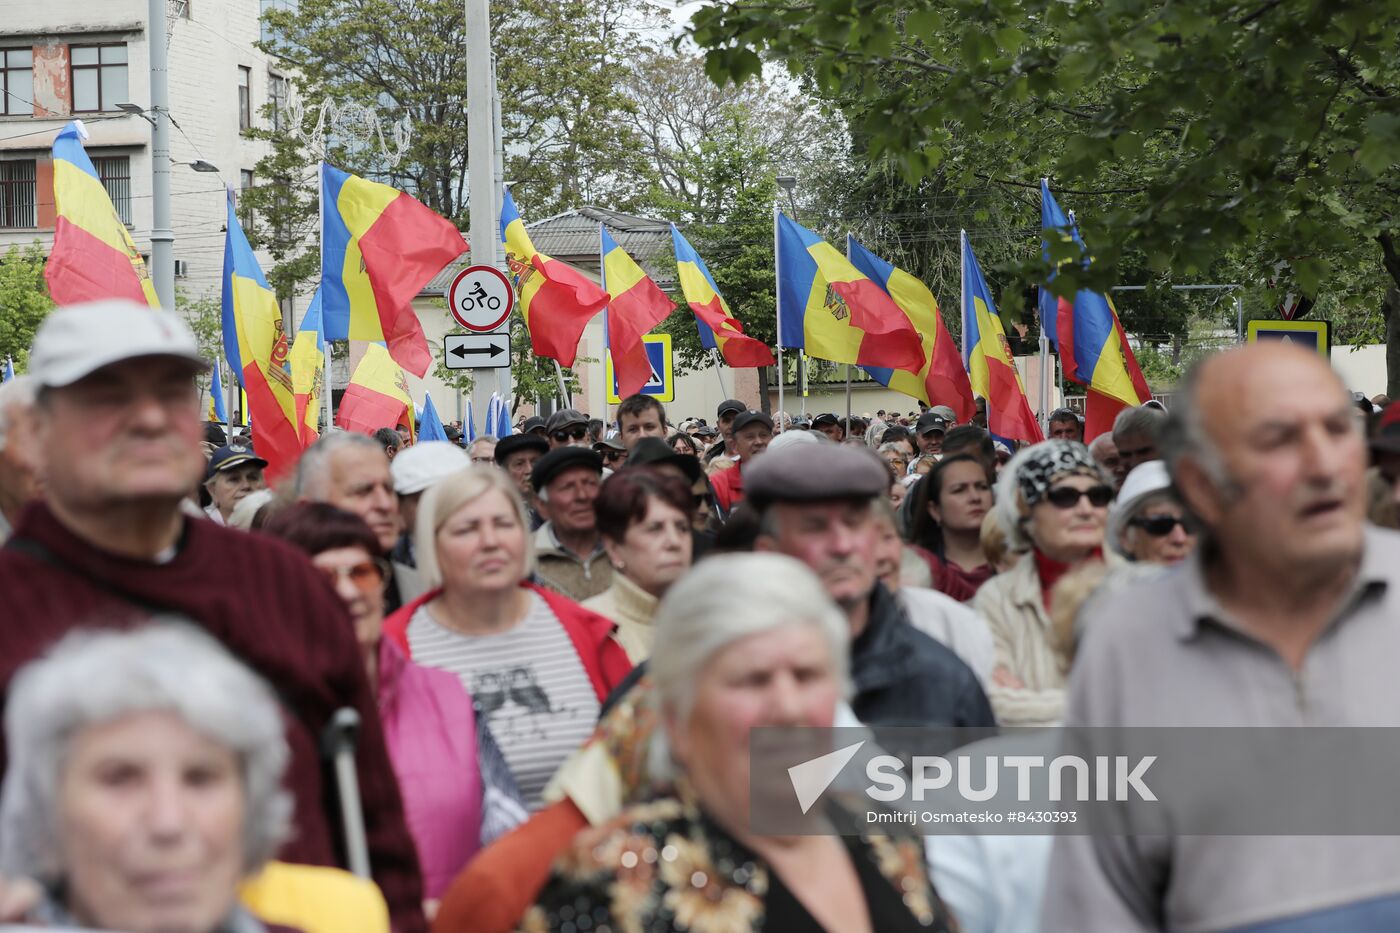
[420,205,675,296]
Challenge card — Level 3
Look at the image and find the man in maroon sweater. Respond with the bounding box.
[0,301,426,931]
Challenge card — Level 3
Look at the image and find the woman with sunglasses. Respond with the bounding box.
[973,440,1116,726]
[1105,460,1197,565]
[260,502,483,909]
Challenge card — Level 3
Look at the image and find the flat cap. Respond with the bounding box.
[929,405,957,422]
[745,442,890,509]
[627,436,702,483]
[717,398,746,418]
[494,433,549,464]
[545,408,589,433]
[531,445,603,492]
[391,440,469,495]
[732,410,773,433]
[916,411,950,435]
[593,436,625,453]
[521,415,548,435]
[812,412,840,427]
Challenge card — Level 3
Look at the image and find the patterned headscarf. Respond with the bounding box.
[1013,439,1111,507]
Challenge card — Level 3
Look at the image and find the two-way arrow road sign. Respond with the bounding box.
[444,332,510,370]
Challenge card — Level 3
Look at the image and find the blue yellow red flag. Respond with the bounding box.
[961,232,1043,444]
[670,225,774,368]
[320,163,466,378]
[222,196,304,480]
[1039,181,1151,438]
[775,212,923,371]
[500,189,609,367]
[847,235,974,420]
[335,343,414,439]
[288,288,326,445]
[46,121,158,307]
[601,226,674,399]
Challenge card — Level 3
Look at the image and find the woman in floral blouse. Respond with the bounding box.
[525,553,958,932]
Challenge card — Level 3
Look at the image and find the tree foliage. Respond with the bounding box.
[690,0,1400,392]
[0,243,53,373]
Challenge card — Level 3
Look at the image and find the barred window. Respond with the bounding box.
[91,155,131,225]
[0,160,36,228]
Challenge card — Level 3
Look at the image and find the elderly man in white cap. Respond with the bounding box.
[0,300,428,930]
[389,439,470,572]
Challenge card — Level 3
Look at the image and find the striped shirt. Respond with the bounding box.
[407,591,599,809]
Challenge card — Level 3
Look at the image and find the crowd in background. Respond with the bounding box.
[0,298,1398,932]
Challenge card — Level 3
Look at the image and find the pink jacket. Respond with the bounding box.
[377,636,482,899]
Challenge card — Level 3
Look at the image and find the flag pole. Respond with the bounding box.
[842,235,853,430]
[599,222,609,419]
[774,201,784,429]
[318,162,333,433]
[709,348,727,397]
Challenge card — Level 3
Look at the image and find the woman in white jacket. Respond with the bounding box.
[972,440,1113,726]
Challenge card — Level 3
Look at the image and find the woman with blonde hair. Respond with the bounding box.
[383,466,631,812]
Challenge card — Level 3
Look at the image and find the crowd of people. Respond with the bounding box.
[0,297,1397,932]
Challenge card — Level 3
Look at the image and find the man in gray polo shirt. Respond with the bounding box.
[1043,342,1400,931]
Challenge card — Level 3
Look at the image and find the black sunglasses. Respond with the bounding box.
[551,426,588,442]
[1129,514,1188,536]
[1045,485,1114,509]
[601,449,626,463]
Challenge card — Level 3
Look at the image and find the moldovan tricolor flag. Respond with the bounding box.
[336,343,414,439]
[671,225,774,368]
[601,226,675,400]
[320,163,466,378]
[1039,180,1152,439]
[46,121,158,307]
[775,211,923,371]
[961,231,1042,444]
[847,235,974,420]
[500,188,609,367]
[222,196,304,480]
[288,288,326,445]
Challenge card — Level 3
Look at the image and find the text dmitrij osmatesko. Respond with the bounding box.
[865,755,1157,802]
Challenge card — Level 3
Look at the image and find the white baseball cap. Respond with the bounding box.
[391,440,470,495]
[29,299,207,389]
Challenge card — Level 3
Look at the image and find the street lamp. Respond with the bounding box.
[776,174,798,218]
[171,159,220,173]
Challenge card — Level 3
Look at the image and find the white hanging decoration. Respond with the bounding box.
[282,87,413,169]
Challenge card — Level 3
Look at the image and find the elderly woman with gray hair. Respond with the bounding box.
[972,439,1114,726]
[524,553,957,932]
[0,625,298,932]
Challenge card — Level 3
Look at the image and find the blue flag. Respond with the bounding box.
[2,357,14,383]
[492,393,512,437]
[418,394,448,442]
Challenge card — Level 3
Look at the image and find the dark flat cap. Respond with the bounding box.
[531,446,603,492]
[628,436,703,483]
[717,398,746,417]
[812,412,840,427]
[745,442,891,509]
[732,410,773,433]
[521,415,547,434]
[545,408,589,433]
[916,411,950,435]
[494,433,548,464]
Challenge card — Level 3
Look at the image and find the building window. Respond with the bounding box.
[91,155,131,225]
[0,160,35,228]
[239,169,254,229]
[260,0,298,45]
[237,66,252,132]
[71,44,128,113]
[1,49,33,116]
[268,73,287,132]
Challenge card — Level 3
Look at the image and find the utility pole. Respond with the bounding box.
[465,0,508,435]
[147,0,174,311]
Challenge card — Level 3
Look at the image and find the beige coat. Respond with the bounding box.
[971,552,1068,726]
[582,572,658,664]
[532,523,613,603]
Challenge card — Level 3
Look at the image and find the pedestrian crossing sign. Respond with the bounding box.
[606,333,675,403]
[1245,319,1330,358]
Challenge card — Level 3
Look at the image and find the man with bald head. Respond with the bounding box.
[1043,343,1400,931]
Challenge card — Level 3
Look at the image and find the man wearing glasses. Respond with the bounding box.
[545,408,592,449]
